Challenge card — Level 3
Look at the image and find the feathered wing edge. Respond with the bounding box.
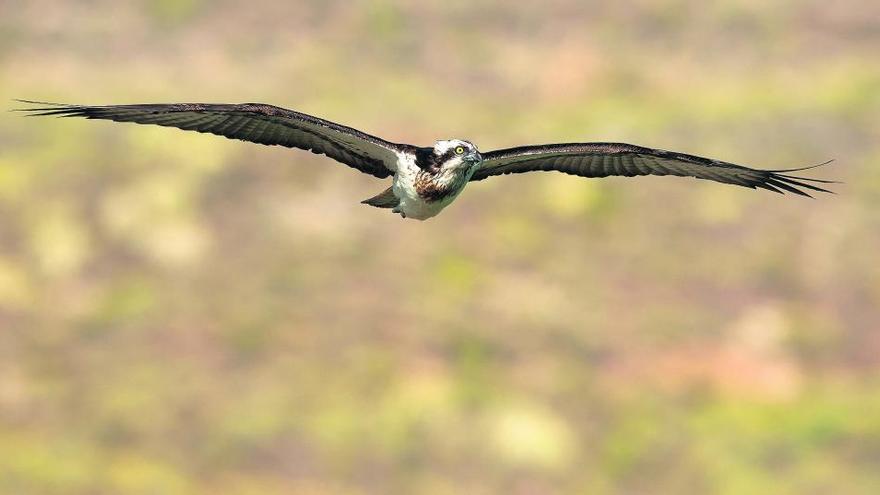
[743,160,837,197]
[472,143,838,198]
[12,100,403,179]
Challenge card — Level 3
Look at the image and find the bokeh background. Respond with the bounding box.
[1,1,879,493]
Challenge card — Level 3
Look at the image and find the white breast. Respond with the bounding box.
[390,151,458,220]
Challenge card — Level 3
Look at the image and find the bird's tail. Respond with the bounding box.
[361,187,399,209]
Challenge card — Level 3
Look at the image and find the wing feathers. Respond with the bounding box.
[472,142,834,197]
[15,100,403,178]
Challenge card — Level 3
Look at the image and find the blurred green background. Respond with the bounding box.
[1,1,879,494]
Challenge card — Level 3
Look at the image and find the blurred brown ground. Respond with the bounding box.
[0,1,879,494]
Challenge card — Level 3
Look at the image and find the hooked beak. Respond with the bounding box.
[465,151,483,163]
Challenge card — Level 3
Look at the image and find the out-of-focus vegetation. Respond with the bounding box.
[1,1,878,493]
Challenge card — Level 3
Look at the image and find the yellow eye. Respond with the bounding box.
[455,146,465,155]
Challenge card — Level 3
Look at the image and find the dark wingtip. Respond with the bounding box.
[761,171,836,198]
[757,159,838,198]
[11,100,90,118]
[11,99,64,111]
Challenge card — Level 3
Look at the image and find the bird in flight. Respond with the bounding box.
[17,100,834,220]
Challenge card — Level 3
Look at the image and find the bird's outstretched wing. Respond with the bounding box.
[471,142,835,197]
[15,100,405,178]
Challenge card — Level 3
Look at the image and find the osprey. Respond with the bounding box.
[17,101,835,220]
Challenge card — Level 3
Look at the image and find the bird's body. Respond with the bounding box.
[17,100,835,220]
[388,141,481,219]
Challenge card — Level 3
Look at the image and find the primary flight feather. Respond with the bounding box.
[16,100,835,220]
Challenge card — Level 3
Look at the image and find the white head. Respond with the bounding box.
[433,139,483,171]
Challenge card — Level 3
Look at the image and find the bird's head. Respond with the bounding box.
[433,139,482,172]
